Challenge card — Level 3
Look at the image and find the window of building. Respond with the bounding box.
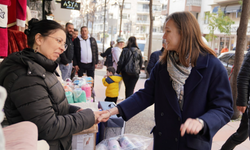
[137,4,149,12]
[162,4,167,10]
[123,3,131,9]
[153,5,162,12]
[137,15,148,23]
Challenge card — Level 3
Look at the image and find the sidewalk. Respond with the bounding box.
[94,67,250,150]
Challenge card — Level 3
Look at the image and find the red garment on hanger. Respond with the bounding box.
[0,0,26,57]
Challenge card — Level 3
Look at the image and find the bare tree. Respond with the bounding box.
[231,0,250,119]
[146,0,153,78]
[119,0,125,37]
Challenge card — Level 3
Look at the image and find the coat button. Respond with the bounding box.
[42,74,45,77]
[158,132,162,136]
[175,138,178,142]
[178,117,180,121]
[161,112,164,116]
[28,71,31,74]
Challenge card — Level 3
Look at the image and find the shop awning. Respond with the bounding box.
[221,5,241,14]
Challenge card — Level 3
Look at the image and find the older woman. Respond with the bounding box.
[0,19,104,150]
[100,11,233,149]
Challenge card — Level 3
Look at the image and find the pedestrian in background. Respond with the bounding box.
[117,36,143,98]
[221,51,250,150]
[100,41,115,67]
[59,22,74,80]
[72,28,78,40]
[73,26,99,78]
[99,11,233,150]
[146,39,166,75]
[0,19,105,150]
[221,45,229,53]
[112,37,125,71]
[102,66,122,104]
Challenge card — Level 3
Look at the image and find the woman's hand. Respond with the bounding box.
[94,111,107,124]
[180,118,203,137]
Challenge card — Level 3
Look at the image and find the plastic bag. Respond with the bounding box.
[72,88,86,103]
[96,134,152,150]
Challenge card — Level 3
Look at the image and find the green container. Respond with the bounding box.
[65,91,74,104]
[73,88,86,103]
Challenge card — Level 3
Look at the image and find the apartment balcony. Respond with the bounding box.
[136,20,150,25]
[185,0,201,13]
[213,0,239,5]
[137,0,150,4]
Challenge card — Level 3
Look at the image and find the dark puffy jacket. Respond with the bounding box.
[0,48,95,150]
[237,51,250,107]
[60,33,74,64]
[73,37,99,67]
[117,47,143,75]
[101,46,113,67]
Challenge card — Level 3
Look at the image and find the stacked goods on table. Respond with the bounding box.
[62,76,93,104]
[96,134,153,150]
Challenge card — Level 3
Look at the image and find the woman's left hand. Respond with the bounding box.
[180,118,203,137]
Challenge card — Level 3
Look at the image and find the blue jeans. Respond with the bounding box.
[59,63,72,81]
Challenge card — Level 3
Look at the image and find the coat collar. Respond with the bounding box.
[21,48,58,78]
[158,52,209,116]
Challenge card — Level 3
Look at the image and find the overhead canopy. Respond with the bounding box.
[221,5,241,14]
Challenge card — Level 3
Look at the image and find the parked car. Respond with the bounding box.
[218,51,248,78]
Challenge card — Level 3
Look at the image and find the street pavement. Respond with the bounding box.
[94,66,250,150]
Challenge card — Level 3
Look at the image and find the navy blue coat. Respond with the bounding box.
[117,53,233,150]
[147,47,164,74]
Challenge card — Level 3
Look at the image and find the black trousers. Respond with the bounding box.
[122,71,139,98]
[78,63,95,79]
[221,108,248,150]
[105,97,118,104]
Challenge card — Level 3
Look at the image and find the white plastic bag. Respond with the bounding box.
[96,134,152,150]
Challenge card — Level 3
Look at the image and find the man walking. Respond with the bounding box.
[146,39,166,74]
[73,26,98,78]
[221,52,250,150]
[59,22,74,80]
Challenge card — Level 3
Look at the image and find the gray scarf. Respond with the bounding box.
[167,51,192,111]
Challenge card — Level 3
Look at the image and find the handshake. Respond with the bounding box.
[93,107,118,124]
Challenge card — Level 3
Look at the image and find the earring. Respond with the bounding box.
[34,47,38,53]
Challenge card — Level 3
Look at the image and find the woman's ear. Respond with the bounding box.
[34,33,43,46]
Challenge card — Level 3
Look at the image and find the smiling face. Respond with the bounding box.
[81,27,89,40]
[35,29,66,61]
[66,24,74,35]
[162,19,181,52]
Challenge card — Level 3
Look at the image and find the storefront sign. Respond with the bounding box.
[61,1,80,10]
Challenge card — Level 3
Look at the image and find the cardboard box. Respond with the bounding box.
[72,124,98,150]
[71,103,99,150]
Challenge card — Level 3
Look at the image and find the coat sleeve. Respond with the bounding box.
[102,77,108,86]
[8,78,95,141]
[236,52,250,106]
[199,60,233,140]
[101,47,111,57]
[117,62,157,120]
